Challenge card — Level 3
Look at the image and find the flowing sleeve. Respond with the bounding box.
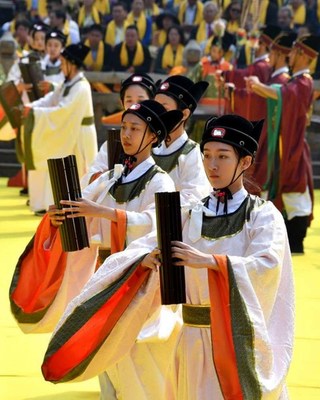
[41,233,159,384]
[207,202,294,399]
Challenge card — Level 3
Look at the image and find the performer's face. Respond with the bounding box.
[203,142,250,191]
[33,31,46,51]
[46,39,63,60]
[123,85,150,109]
[121,113,156,155]
[155,93,178,111]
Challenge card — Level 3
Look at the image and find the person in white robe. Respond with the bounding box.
[10,99,182,334]
[153,75,212,206]
[27,28,67,215]
[21,42,98,214]
[41,114,294,400]
[80,73,157,188]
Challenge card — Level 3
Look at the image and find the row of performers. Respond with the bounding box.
[8,70,295,399]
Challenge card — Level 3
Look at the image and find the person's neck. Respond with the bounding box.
[115,20,124,27]
[133,11,141,18]
[127,43,137,51]
[84,6,92,13]
[66,69,79,82]
[165,124,184,147]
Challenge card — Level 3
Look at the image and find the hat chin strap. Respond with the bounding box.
[213,158,244,214]
[121,125,156,176]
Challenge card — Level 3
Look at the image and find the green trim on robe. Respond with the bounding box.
[265,84,282,199]
[108,165,165,203]
[152,139,197,173]
[227,257,262,399]
[43,256,147,383]
[201,196,265,240]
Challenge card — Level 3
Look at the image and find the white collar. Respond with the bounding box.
[121,156,155,183]
[292,68,310,78]
[152,131,188,155]
[254,54,269,63]
[208,187,248,216]
[271,66,289,78]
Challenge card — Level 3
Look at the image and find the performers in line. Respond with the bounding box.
[41,114,294,400]
[246,32,296,195]
[82,73,157,187]
[153,74,212,205]
[20,42,98,215]
[246,34,320,254]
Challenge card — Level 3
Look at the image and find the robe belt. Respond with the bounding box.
[182,304,211,327]
[81,116,95,126]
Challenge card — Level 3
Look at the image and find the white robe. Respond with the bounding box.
[152,132,211,205]
[26,72,98,211]
[20,157,175,334]
[46,190,294,400]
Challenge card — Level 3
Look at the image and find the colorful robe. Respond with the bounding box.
[41,190,294,400]
[9,158,175,333]
[247,69,291,191]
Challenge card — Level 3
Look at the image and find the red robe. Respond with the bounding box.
[224,59,272,118]
[279,73,314,201]
[249,70,291,189]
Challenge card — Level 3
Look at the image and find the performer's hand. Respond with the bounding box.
[60,198,108,219]
[141,248,161,271]
[224,83,235,99]
[38,80,53,94]
[245,76,260,92]
[48,204,65,227]
[23,106,31,118]
[171,241,218,270]
[16,82,33,94]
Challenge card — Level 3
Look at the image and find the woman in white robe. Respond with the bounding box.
[41,114,294,400]
[21,43,98,213]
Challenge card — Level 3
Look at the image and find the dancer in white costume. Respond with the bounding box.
[42,114,294,400]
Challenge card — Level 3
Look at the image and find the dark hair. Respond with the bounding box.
[126,24,139,33]
[15,20,31,31]
[232,146,261,195]
[50,9,67,23]
[112,1,127,12]
[166,24,185,46]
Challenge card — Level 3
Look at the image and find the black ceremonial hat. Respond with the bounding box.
[200,114,264,158]
[122,100,183,146]
[259,24,282,46]
[271,32,297,55]
[45,28,67,46]
[294,34,320,58]
[61,43,90,67]
[120,73,157,102]
[31,22,50,37]
[156,75,209,113]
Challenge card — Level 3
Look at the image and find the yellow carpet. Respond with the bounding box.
[0,177,319,399]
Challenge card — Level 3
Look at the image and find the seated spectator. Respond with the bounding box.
[113,24,151,73]
[25,0,48,19]
[154,24,185,74]
[222,0,242,34]
[94,0,111,17]
[177,0,204,27]
[126,0,152,46]
[77,0,102,35]
[277,5,294,32]
[14,20,32,55]
[48,7,80,45]
[104,2,128,47]
[153,10,180,47]
[83,23,113,71]
[46,0,81,44]
[144,0,161,18]
[190,1,220,53]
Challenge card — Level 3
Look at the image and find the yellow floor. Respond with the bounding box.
[0,177,319,399]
